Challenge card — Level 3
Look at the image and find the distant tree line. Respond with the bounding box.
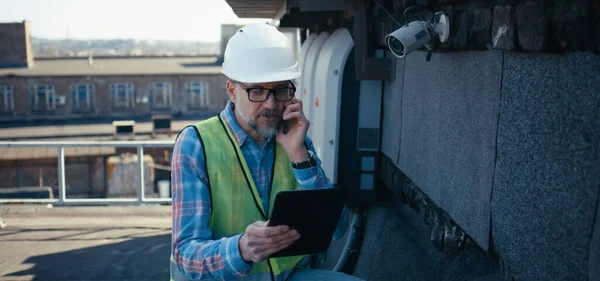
[32,37,220,57]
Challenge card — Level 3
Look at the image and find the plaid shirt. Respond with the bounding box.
[171,102,346,280]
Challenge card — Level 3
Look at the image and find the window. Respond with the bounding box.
[71,84,95,111]
[149,82,172,109]
[110,83,134,108]
[30,84,55,111]
[186,81,209,108]
[0,85,14,112]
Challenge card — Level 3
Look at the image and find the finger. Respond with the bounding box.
[286,102,302,111]
[252,233,300,257]
[246,221,267,232]
[275,231,300,246]
[246,229,299,246]
[283,103,302,116]
[246,229,296,246]
[282,111,307,121]
[256,237,300,260]
[246,224,290,238]
[292,97,303,107]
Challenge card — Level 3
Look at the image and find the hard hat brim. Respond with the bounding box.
[222,69,301,84]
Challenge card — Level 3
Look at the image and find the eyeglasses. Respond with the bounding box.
[236,81,296,102]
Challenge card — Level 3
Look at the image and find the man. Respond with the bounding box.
[170,23,362,281]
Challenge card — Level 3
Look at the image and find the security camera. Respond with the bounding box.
[385,12,450,58]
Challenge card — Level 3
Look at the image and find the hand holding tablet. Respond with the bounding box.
[267,188,348,258]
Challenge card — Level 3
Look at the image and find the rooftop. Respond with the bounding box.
[0,119,195,160]
[0,56,223,77]
[0,119,195,140]
[0,134,176,161]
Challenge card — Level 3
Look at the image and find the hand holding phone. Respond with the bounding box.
[276,99,310,156]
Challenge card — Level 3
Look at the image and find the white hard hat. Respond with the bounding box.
[221,23,301,84]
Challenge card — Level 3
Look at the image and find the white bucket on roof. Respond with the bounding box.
[106,153,155,197]
[158,180,170,198]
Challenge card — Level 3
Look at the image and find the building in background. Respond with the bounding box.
[0,21,229,123]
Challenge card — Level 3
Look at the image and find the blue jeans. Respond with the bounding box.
[286,269,364,281]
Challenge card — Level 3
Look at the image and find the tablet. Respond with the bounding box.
[267,188,348,258]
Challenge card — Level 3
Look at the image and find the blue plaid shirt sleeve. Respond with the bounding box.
[171,127,252,281]
[291,136,334,190]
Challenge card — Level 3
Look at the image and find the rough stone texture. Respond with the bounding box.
[492,52,600,281]
[591,190,600,281]
[492,6,515,50]
[397,50,503,250]
[415,0,432,6]
[592,0,600,54]
[386,0,600,53]
[552,0,592,51]
[380,54,405,162]
[392,0,417,15]
[517,1,547,51]
[379,161,476,257]
[353,202,500,281]
[470,8,493,49]
[452,11,470,50]
[588,191,600,280]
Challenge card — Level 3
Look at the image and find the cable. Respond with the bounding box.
[372,1,437,26]
[372,0,402,27]
[403,5,435,23]
[432,11,446,23]
[333,210,363,272]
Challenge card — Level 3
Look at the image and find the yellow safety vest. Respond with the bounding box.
[170,116,306,281]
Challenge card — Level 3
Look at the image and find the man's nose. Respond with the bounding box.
[262,92,278,109]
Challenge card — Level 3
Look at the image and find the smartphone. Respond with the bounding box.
[279,106,289,134]
[279,119,289,134]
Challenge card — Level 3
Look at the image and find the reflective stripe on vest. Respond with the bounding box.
[170,116,306,281]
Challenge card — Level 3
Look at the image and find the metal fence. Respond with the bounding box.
[0,140,174,205]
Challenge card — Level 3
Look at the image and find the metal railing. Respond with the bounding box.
[0,140,174,205]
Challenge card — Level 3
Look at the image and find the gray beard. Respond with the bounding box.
[237,106,278,139]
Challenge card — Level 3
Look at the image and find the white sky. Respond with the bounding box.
[0,0,270,42]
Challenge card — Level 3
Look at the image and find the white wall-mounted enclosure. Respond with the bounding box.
[300,32,329,138]
[302,28,354,184]
[296,33,317,94]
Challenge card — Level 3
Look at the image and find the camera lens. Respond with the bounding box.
[387,37,405,57]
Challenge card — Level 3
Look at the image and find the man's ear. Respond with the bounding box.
[226,80,237,103]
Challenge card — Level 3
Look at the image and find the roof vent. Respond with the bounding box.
[112,120,135,140]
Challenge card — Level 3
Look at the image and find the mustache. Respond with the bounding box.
[259,110,282,117]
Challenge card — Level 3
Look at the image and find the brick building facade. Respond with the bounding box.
[0,58,229,122]
[0,72,228,119]
[0,21,231,123]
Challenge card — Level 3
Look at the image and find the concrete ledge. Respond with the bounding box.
[0,205,172,217]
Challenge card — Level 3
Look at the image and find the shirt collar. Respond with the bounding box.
[219,101,276,147]
[220,101,249,146]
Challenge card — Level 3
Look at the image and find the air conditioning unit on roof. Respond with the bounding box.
[56,95,67,105]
